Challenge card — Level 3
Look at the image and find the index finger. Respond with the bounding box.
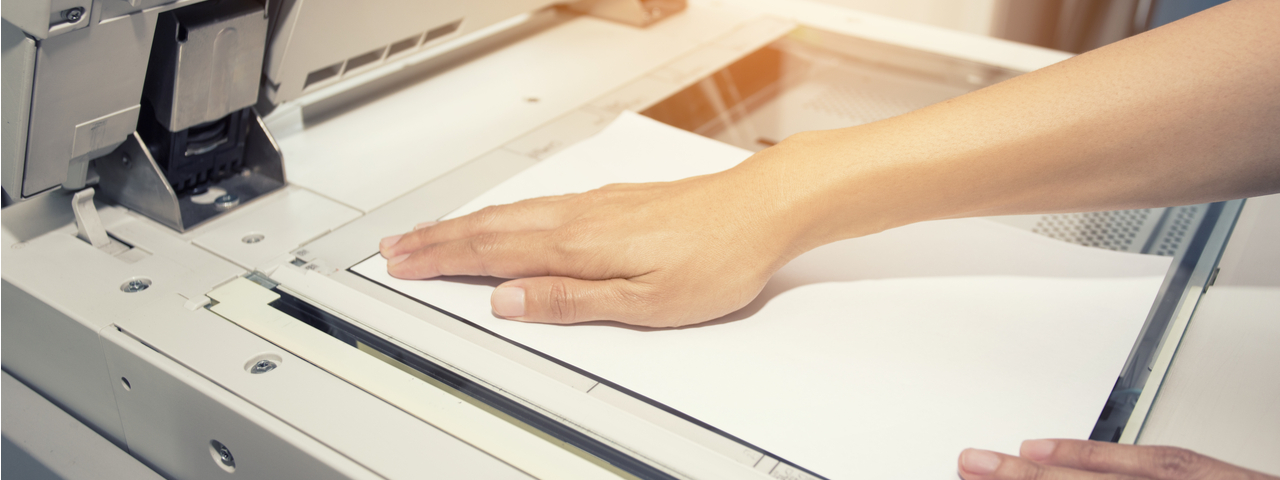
[381,198,570,258]
[386,229,564,280]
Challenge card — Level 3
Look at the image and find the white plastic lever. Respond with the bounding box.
[72,188,111,249]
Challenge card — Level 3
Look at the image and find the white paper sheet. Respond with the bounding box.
[353,112,1173,479]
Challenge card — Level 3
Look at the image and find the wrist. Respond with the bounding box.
[732,127,946,256]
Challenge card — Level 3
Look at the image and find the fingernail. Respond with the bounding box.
[492,287,525,318]
[387,254,410,267]
[1020,439,1056,462]
[379,234,403,251]
[960,449,1001,476]
[414,221,438,230]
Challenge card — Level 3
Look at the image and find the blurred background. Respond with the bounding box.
[811,0,1229,53]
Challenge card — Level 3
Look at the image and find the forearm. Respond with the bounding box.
[755,0,1280,251]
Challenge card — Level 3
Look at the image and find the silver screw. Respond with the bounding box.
[241,233,264,244]
[214,193,240,210]
[120,278,151,293]
[218,445,234,466]
[62,7,85,23]
[249,359,277,374]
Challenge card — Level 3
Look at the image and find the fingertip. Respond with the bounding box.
[1020,439,1056,462]
[388,253,410,267]
[380,234,403,251]
[492,285,526,318]
[959,449,1001,476]
[386,254,412,278]
[379,234,404,257]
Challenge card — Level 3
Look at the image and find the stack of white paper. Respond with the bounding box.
[353,112,1172,479]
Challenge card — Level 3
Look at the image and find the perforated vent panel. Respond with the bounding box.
[1029,205,1204,257]
[801,84,924,124]
[1151,205,1200,257]
[1033,209,1154,253]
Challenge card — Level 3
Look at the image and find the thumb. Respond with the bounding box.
[491,277,642,324]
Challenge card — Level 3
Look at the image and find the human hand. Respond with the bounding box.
[377,154,824,327]
[958,439,1278,480]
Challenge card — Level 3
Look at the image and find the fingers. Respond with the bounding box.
[381,185,651,259]
[490,277,650,324]
[958,448,1144,480]
[386,230,559,280]
[380,201,568,259]
[1019,440,1220,480]
[959,441,1258,480]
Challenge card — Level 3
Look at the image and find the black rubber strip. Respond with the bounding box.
[268,289,679,480]
[347,256,830,480]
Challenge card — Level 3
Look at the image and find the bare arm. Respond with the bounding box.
[379,0,1280,326]
[763,0,1280,251]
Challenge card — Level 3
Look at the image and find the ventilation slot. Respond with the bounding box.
[303,62,343,91]
[424,19,462,44]
[1150,205,1201,257]
[387,34,422,58]
[1031,209,1155,253]
[301,18,462,93]
[802,84,924,125]
[345,47,386,74]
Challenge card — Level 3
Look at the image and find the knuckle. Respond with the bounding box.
[597,182,638,193]
[468,205,505,230]
[1152,447,1203,478]
[1076,441,1107,468]
[579,185,628,202]
[550,224,599,259]
[577,188,606,203]
[1021,463,1050,480]
[546,281,578,323]
[464,233,502,275]
[997,455,1050,480]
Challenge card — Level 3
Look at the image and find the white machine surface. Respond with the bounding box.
[3,0,1276,478]
[350,112,1175,479]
